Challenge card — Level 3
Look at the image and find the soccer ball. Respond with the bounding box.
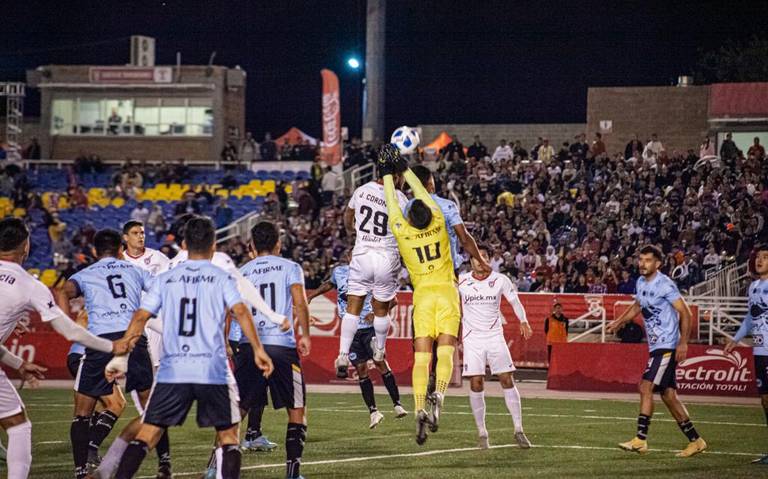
[390,126,420,155]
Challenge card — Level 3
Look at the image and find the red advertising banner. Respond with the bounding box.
[320,69,342,166]
[547,343,756,397]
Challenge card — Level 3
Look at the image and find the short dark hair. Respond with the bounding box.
[94,229,122,257]
[0,218,29,252]
[755,243,768,255]
[411,165,433,187]
[639,244,663,261]
[174,213,197,246]
[122,221,143,235]
[408,199,432,230]
[251,221,280,253]
[184,217,216,254]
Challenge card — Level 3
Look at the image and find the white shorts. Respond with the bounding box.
[348,250,400,302]
[0,370,24,420]
[146,328,163,369]
[462,332,515,377]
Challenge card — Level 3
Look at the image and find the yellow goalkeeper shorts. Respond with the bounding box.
[412,283,460,339]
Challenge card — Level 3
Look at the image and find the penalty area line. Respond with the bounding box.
[136,442,763,478]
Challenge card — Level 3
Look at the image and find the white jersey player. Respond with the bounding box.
[458,248,532,450]
[121,221,170,369]
[0,218,130,478]
[337,176,408,377]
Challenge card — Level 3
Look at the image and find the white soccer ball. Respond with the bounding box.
[390,126,420,154]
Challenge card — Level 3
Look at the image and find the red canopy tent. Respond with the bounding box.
[275,127,318,145]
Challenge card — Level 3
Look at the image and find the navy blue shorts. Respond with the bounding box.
[143,382,240,430]
[235,343,305,411]
[67,353,83,379]
[755,355,768,395]
[75,333,153,398]
[641,349,677,392]
[349,328,375,366]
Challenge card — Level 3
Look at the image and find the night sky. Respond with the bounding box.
[1,1,762,140]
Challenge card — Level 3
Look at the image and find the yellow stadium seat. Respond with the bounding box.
[12,208,26,218]
[57,197,70,210]
[40,269,58,287]
[285,184,293,194]
[216,190,230,198]
[111,197,125,208]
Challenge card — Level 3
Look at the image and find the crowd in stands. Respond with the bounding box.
[2,129,766,295]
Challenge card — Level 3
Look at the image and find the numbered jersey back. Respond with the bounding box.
[69,257,151,336]
[239,255,305,348]
[348,181,408,255]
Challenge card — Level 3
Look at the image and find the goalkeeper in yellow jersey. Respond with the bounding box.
[378,144,460,445]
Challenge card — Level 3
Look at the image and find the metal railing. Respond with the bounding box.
[215,211,262,245]
[349,163,376,191]
[14,158,223,169]
[688,261,750,298]
[566,294,749,347]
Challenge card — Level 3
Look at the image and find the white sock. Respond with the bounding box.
[215,447,224,479]
[373,315,390,349]
[339,313,359,355]
[6,421,31,479]
[504,386,523,433]
[95,436,128,478]
[469,390,487,437]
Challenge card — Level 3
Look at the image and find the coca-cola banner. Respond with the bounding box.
[320,69,342,166]
[547,343,756,397]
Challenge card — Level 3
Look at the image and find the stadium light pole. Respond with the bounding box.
[346,56,365,139]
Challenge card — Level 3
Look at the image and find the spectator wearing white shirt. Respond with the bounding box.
[492,139,513,163]
[645,133,664,157]
[702,244,721,269]
[129,201,150,224]
[320,166,341,205]
[489,250,504,272]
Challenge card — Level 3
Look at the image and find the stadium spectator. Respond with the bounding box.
[569,133,589,161]
[467,135,488,160]
[748,137,765,160]
[544,302,568,362]
[174,158,191,182]
[617,270,636,294]
[617,319,644,343]
[130,201,150,224]
[260,132,278,161]
[195,184,215,207]
[240,131,259,163]
[441,135,466,161]
[220,141,239,168]
[147,204,167,238]
[174,191,202,216]
[590,132,606,158]
[699,137,715,158]
[214,197,234,228]
[719,132,738,163]
[624,134,644,160]
[537,138,555,164]
[23,138,41,160]
[645,133,664,157]
[320,167,340,205]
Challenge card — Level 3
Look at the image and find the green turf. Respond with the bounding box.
[12,388,767,478]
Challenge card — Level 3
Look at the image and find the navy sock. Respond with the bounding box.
[221,444,241,479]
[71,415,91,478]
[286,423,307,479]
[382,370,401,406]
[88,410,119,453]
[359,377,377,413]
[155,429,171,466]
[636,414,651,440]
[115,440,149,479]
[678,419,700,442]
[246,405,265,441]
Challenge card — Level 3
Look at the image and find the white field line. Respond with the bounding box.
[135,442,764,478]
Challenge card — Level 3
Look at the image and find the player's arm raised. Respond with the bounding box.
[671,297,692,362]
[291,283,312,356]
[607,301,640,334]
[231,302,274,377]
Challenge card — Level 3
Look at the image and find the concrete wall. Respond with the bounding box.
[50,136,211,163]
[586,85,711,155]
[418,123,586,152]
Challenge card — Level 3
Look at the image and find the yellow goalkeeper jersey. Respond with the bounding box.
[383,170,455,289]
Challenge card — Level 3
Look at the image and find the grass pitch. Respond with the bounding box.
[16,388,767,478]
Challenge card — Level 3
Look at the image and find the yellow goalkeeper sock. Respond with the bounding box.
[413,352,432,411]
[435,345,455,395]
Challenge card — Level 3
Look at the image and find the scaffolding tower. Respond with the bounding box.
[0,82,25,152]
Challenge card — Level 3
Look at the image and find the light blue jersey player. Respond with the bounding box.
[56,229,155,478]
[608,245,706,458]
[406,165,491,274]
[234,220,311,479]
[725,246,768,465]
[308,256,407,428]
[109,216,272,479]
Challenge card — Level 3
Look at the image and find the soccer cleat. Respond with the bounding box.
[427,392,443,433]
[675,437,707,458]
[478,435,490,449]
[752,453,768,464]
[415,410,430,445]
[371,337,386,362]
[86,449,102,474]
[335,353,350,379]
[618,437,649,454]
[241,435,278,452]
[156,462,172,479]
[515,431,532,449]
[369,410,385,429]
[394,404,408,419]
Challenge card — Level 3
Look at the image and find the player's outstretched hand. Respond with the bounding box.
[376,145,397,176]
[606,319,622,335]
[298,335,311,357]
[723,340,736,354]
[253,346,274,378]
[112,336,136,355]
[279,317,291,332]
[105,355,128,382]
[18,361,47,388]
[520,322,533,340]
